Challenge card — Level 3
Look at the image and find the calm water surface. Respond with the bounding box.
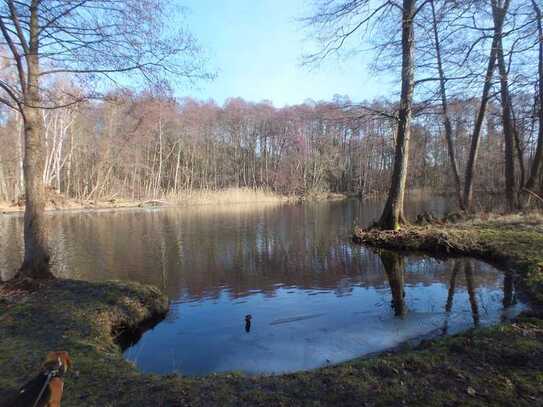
[0,197,525,375]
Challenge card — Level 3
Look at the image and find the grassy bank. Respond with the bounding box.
[354,213,543,303]
[1,214,543,405]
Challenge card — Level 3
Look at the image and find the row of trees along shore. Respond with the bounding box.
[0,93,533,202]
[0,0,542,279]
[303,0,542,228]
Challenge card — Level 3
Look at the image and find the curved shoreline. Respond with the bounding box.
[353,218,543,304]
[1,216,543,405]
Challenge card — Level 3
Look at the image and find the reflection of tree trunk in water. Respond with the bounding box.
[380,251,407,317]
[442,261,460,335]
[503,272,514,308]
[464,261,480,326]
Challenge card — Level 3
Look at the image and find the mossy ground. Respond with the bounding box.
[1,214,543,406]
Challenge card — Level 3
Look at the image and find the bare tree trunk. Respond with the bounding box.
[174,142,181,193]
[155,115,163,198]
[0,153,8,201]
[17,115,25,197]
[378,0,416,230]
[66,129,74,196]
[463,37,499,210]
[492,0,518,212]
[430,0,464,210]
[18,1,52,279]
[512,113,526,190]
[526,0,543,190]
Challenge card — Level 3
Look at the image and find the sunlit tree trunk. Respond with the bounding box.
[378,0,416,230]
[0,153,8,201]
[18,1,52,279]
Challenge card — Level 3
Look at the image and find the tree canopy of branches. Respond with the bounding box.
[303,0,543,226]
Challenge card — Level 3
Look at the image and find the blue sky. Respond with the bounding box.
[181,0,395,107]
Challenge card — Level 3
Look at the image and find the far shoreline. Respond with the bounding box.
[0,189,352,217]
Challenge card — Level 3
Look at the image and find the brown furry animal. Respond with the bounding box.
[7,351,72,407]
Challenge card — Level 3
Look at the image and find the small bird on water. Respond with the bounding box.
[245,314,252,333]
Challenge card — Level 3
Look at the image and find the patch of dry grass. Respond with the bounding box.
[166,187,293,206]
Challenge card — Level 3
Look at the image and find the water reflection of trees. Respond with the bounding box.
[380,251,406,317]
[377,251,518,331]
[0,202,513,308]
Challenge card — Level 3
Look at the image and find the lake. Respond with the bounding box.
[0,197,525,375]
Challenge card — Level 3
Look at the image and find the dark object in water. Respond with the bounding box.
[245,314,252,333]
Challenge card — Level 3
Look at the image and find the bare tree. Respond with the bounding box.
[0,0,208,279]
[303,0,425,230]
[378,0,418,230]
[492,0,518,211]
[429,0,464,210]
[463,31,500,210]
[526,0,543,191]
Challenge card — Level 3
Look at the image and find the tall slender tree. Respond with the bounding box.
[429,0,464,210]
[463,36,500,210]
[492,0,518,211]
[378,0,417,230]
[526,0,543,191]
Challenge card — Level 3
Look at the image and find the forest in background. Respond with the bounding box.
[0,0,540,210]
[0,91,535,203]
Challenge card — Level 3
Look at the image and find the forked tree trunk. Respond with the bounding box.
[463,34,499,211]
[378,0,416,230]
[430,0,464,210]
[17,1,53,280]
[526,0,543,190]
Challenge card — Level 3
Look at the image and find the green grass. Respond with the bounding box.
[1,215,543,406]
